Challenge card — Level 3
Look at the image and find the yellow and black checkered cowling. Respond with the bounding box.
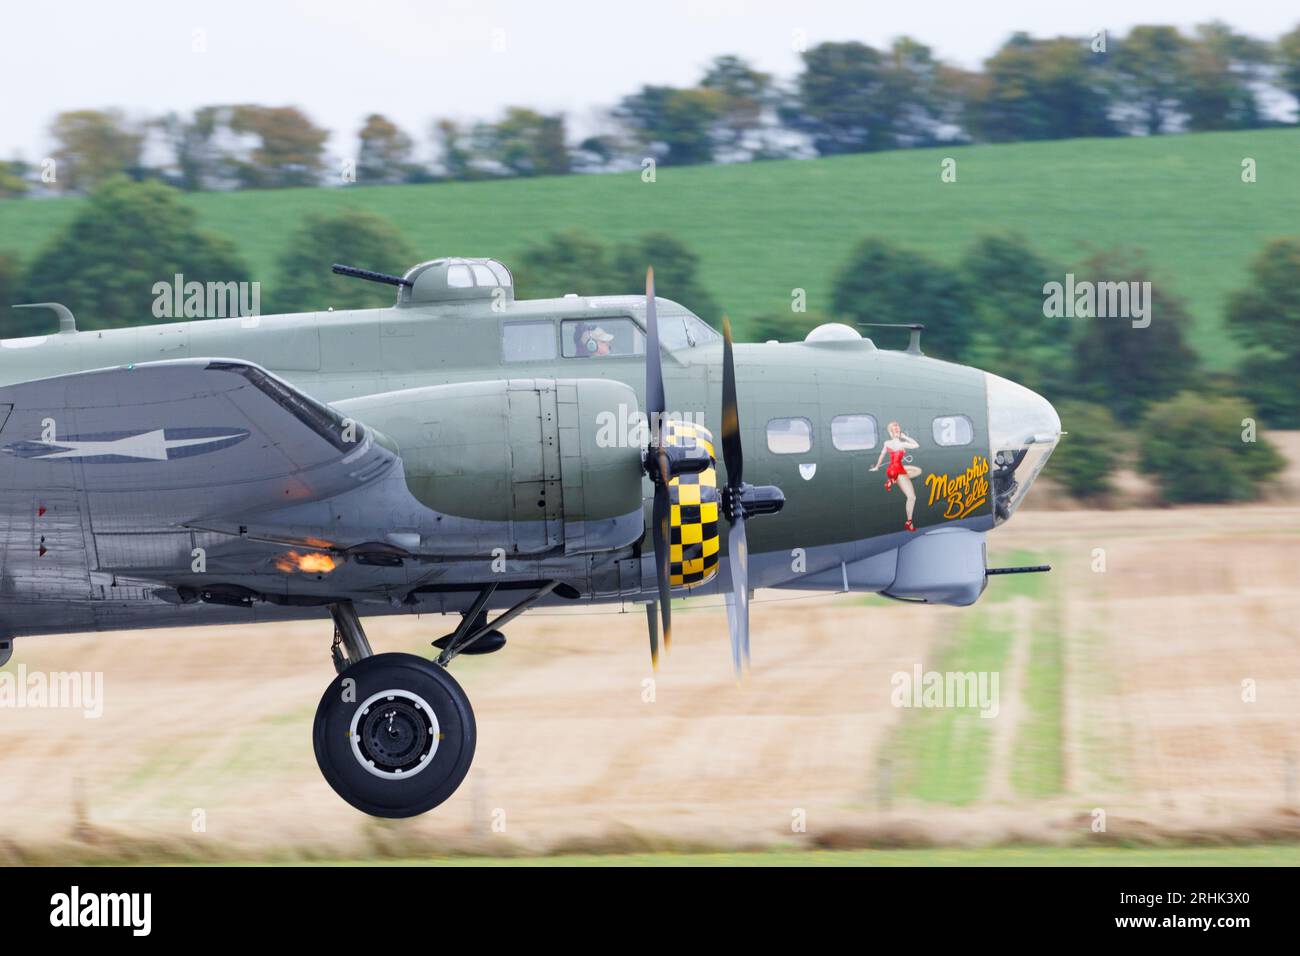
[664,420,720,588]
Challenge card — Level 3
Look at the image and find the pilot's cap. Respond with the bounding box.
[581,325,614,349]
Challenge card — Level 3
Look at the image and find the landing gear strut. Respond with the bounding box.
[329,601,374,674]
[313,601,475,818]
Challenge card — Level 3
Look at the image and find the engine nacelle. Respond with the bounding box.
[344,379,644,556]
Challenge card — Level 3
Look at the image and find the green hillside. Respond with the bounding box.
[3,128,1299,368]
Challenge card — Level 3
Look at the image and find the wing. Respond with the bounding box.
[0,359,397,576]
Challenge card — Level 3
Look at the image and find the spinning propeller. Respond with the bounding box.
[641,270,784,675]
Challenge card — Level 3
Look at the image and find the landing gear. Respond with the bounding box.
[313,652,476,818]
[328,601,374,674]
[313,586,558,817]
[432,610,506,656]
[314,600,475,818]
[432,581,557,666]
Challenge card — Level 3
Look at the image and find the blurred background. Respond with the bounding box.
[0,1,1297,863]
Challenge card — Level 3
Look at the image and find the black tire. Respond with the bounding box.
[313,652,476,818]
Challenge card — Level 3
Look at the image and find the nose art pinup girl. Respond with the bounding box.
[871,421,922,532]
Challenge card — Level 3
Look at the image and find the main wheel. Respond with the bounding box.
[313,652,476,818]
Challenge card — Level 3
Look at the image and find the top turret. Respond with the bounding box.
[397,258,514,308]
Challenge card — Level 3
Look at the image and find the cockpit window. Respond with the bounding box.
[471,264,497,286]
[446,264,474,288]
[561,317,645,358]
[656,302,720,351]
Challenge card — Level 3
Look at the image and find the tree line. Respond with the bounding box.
[3,21,1300,196]
[0,177,1291,505]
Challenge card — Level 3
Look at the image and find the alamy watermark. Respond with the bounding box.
[152,273,261,319]
[890,663,1000,719]
[1043,273,1151,329]
[0,665,104,718]
[595,404,705,448]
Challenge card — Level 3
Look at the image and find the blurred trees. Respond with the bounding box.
[1179,23,1272,131]
[226,105,329,188]
[1102,24,1269,135]
[272,208,417,313]
[433,119,477,180]
[612,232,719,325]
[959,234,1071,398]
[156,107,231,192]
[155,105,329,190]
[1108,26,1191,135]
[19,178,248,328]
[475,108,570,177]
[745,311,826,343]
[1140,392,1283,502]
[784,39,959,154]
[49,109,145,192]
[1280,25,1300,105]
[1067,251,1199,423]
[0,161,28,198]
[960,34,1116,142]
[830,238,972,360]
[700,55,775,156]
[356,114,416,185]
[0,253,21,333]
[512,230,607,299]
[1225,237,1300,426]
[513,230,717,322]
[6,21,1299,194]
[615,85,728,166]
[1049,401,1125,500]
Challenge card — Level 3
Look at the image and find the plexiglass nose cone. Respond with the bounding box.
[986,372,1061,524]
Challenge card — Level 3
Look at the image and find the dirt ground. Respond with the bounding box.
[1,485,1298,861]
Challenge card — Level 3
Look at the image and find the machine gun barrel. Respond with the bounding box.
[331,264,413,288]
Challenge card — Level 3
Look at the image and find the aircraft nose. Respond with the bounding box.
[985,372,1061,524]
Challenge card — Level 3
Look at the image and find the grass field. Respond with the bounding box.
[2,495,1298,867]
[297,846,1300,866]
[3,129,1300,366]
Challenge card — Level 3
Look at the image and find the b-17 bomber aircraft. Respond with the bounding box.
[0,258,1060,817]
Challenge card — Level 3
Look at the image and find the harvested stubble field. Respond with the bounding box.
[1,452,1298,865]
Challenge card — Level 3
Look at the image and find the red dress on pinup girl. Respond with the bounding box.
[884,447,907,489]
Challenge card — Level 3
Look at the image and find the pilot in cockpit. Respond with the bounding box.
[575,322,615,357]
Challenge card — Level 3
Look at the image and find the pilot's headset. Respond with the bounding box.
[575,322,597,356]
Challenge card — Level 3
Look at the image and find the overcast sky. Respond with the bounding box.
[0,0,1294,161]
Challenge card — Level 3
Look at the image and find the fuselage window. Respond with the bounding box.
[767,417,813,454]
[561,317,645,358]
[831,414,878,451]
[932,414,974,446]
[502,320,557,362]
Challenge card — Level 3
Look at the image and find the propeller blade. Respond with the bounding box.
[720,316,743,489]
[645,601,659,669]
[645,267,665,422]
[652,479,673,651]
[642,266,673,650]
[724,592,740,674]
[727,516,750,673]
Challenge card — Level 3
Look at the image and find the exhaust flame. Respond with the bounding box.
[274,550,337,574]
